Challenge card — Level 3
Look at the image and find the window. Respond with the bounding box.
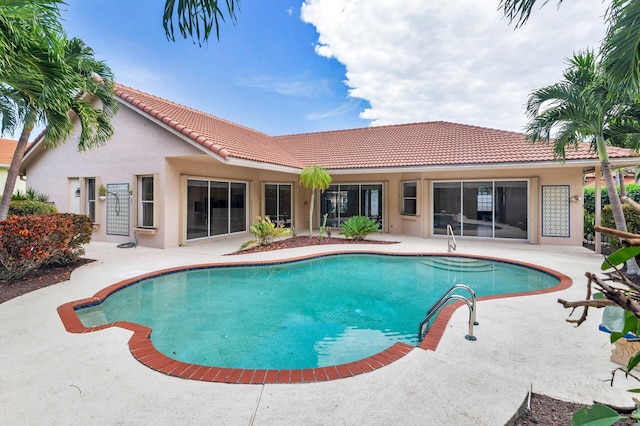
[401,181,417,215]
[86,178,96,222]
[138,175,155,228]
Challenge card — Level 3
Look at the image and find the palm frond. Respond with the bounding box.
[163,0,239,46]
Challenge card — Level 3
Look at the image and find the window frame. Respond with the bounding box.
[85,178,96,222]
[401,181,418,216]
[137,175,156,228]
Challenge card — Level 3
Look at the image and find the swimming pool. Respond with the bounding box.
[58,252,570,384]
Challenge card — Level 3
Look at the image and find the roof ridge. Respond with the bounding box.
[273,120,527,138]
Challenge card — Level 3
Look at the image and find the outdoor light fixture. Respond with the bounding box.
[75,188,80,198]
[570,195,582,202]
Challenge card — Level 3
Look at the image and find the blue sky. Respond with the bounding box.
[60,0,608,136]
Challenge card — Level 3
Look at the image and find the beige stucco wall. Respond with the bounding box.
[23,100,588,249]
[321,166,585,247]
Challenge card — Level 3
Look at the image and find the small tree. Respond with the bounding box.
[299,165,332,238]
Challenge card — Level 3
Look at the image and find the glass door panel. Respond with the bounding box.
[264,184,292,228]
[462,182,493,237]
[433,182,461,235]
[322,185,340,227]
[278,185,292,227]
[209,181,229,236]
[494,181,528,239]
[265,184,278,222]
[230,182,246,233]
[187,180,209,240]
[361,185,383,227]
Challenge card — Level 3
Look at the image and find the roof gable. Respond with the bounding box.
[114,83,304,168]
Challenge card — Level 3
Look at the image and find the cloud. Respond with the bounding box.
[236,75,333,98]
[300,0,608,132]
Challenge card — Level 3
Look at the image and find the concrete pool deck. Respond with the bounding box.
[0,235,636,425]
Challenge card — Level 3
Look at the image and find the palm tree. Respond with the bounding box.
[500,0,640,86]
[526,50,640,272]
[0,33,117,219]
[163,0,239,46]
[299,165,332,237]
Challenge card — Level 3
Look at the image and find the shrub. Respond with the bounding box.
[240,216,291,250]
[46,214,93,265]
[11,187,49,202]
[339,216,380,241]
[0,214,93,280]
[8,200,57,216]
[601,204,640,248]
[584,184,640,214]
[584,210,595,240]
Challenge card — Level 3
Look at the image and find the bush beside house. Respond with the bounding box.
[0,213,93,280]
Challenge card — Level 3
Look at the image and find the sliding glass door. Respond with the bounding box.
[320,183,383,227]
[264,183,292,228]
[433,180,527,240]
[186,179,247,240]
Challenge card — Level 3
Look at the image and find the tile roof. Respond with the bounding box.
[0,138,17,165]
[111,83,639,171]
[114,84,303,168]
[273,122,637,169]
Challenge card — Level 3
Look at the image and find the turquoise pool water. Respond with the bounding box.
[77,254,559,370]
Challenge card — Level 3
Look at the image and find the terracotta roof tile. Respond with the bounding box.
[0,138,17,165]
[273,122,638,169]
[114,83,303,168]
[114,84,639,170]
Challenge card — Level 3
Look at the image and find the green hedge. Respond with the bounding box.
[8,200,57,216]
[584,184,640,214]
[600,204,640,248]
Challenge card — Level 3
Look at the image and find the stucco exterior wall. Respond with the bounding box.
[23,100,587,249]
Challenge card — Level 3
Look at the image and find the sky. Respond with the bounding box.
[59,0,609,136]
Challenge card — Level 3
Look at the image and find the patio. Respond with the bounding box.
[0,235,635,425]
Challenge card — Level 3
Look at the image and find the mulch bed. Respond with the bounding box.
[226,236,398,255]
[0,258,94,304]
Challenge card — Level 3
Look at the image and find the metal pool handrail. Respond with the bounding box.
[447,224,456,252]
[418,284,477,342]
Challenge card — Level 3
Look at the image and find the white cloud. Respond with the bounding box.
[300,0,608,132]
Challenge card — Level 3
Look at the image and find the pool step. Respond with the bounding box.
[420,257,496,272]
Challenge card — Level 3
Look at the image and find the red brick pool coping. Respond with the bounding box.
[57,251,572,384]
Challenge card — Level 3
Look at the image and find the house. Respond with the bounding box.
[0,138,27,196]
[20,83,640,249]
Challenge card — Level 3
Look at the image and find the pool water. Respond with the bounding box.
[77,254,559,369]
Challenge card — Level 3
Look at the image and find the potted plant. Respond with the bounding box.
[99,184,107,201]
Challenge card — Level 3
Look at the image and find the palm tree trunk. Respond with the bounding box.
[0,126,32,220]
[308,190,315,238]
[602,160,640,273]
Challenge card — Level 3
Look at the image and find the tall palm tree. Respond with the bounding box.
[299,164,332,237]
[0,34,117,219]
[526,50,640,272]
[500,0,640,86]
[163,0,239,46]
